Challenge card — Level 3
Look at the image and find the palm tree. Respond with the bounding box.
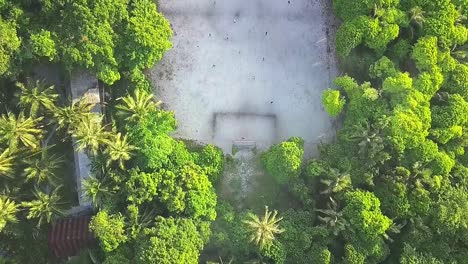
[383,221,407,243]
[0,148,15,178]
[72,114,109,156]
[409,6,425,39]
[104,133,136,169]
[320,169,352,195]
[0,197,18,231]
[22,149,63,185]
[316,197,347,236]
[16,80,59,117]
[347,122,385,156]
[82,176,113,208]
[52,98,95,133]
[243,206,284,249]
[21,186,64,227]
[409,6,425,28]
[115,88,160,122]
[451,44,468,63]
[0,112,43,150]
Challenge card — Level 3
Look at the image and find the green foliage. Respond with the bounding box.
[262,137,304,184]
[104,132,135,169]
[22,150,62,185]
[118,0,173,71]
[344,244,366,264]
[243,206,284,249]
[209,201,253,260]
[125,169,162,205]
[135,217,203,264]
[411,36,439,72]
[445,63,468,99]
[26,0,173,85]
[382,72,413,104]
[400,244,443,264]
[261,241,286,264]
[309,245,331,264]
[116,88,158,122]
[342,190,392,258]
[127,109,176,170]
[387,39,411,63]
[432,94,468,128]
[21,187,64,227]
[0,17,20,75]
[16,80,59,117]
[322,89,346,117]
[279,210,328,264]
[389,105,429,152]
[29,29,57,60]
[89,210,127,252]
[375,178,410,219]
[82,176,113,208]
[72,114,109,156]
[193,144,224,182]
[0,112,43,151]
[0,197,17,231]
[335,17,367,58]
[369,56,398,79]
[432,186,468,235]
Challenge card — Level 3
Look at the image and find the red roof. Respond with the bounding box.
[48,215,96,258]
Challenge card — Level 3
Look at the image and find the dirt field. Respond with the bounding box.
[149,0,339,156]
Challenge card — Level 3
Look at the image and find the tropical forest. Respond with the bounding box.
[0,0,467,264]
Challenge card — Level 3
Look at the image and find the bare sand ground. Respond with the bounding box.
[149,0,339,157]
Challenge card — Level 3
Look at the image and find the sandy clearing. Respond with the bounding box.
[149,0,339,156]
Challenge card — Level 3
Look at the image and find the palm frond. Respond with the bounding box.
[243,206,284,249]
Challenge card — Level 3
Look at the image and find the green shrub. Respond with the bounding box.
[387,39,411,63]
[322,89,345,117]
[369,56,398,79]
[310,245,331,264]
[262,137,304,184]
[29,30,57,60]
[261,241,286,264]
[411,36,439,72]
[135,217,203,264]
[194,144,224,182]
[445,63,468,100]
[89,211,127,252]
[344,244,366,264]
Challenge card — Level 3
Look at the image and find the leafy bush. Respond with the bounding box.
[135,217,204,264]
[89,211,127,252]
[194,144,224,182]
[262,137,304,184]
[29,30,57,60]
[322,89,346,117]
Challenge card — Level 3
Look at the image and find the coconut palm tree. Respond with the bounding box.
[22,149,63,185]
[383,221,407,243]
[16,80,59,117]
[0,197,18,231]
[0,148,15,178]
[451,44,468,63]
[82,176,113,208]
[410,6,425,27]
[0,112,43,150]
[21,186,64,227]
[72,114,110,156]
[320,168,352,195]
[316,197,347,236]
[115,88,160,122]
[408,6,425,39]
[104,132,136,169]
[52,98,95,133]
[243,206,284,249]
